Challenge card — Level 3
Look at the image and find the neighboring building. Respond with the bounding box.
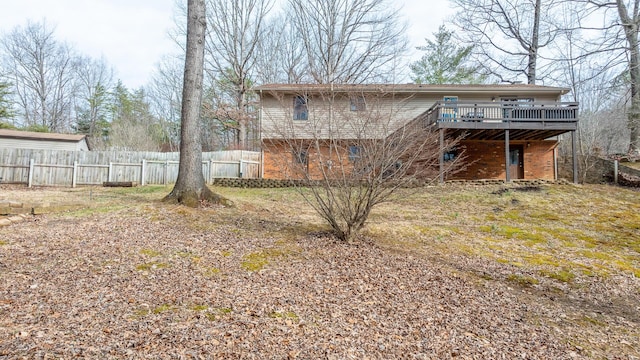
[256,84,579,182]
[0,129,90,151]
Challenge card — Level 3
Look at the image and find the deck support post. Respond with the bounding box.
[505,129,511,182]
[439,128,444,184]
[572,130,578,184]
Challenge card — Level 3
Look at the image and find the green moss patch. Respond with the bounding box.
[205,307,233,321]
[135,261,169,271]
[541,268,575,283]
[241,244,297,272]
[152,304,176,314]
[140,248,162,257]
[268,310,299,320]
[506,274,540,287]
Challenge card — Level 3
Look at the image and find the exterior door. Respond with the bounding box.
[509,145,524,179]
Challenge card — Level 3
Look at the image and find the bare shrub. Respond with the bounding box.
[262,88,462,241]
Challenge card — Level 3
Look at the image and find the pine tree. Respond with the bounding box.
[0,81,14,121]
[410,26,483,84]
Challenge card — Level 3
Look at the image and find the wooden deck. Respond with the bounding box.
[418,101,580,183]
[422,101,579,140]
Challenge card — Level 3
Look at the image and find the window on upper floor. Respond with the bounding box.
[501,97,535,119]
[501,97,534,105]
[293,95,308,120]
[350,96,366,111]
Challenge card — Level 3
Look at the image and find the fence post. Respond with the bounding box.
[208,159,213,184]
[141,159,146,186]
[260,150,264,179]
[614,159,619,184]
[28,159,34,188]
[240,150,244,179]
[108,162,113,182]
[72,161,78,188]
[164,160,169,185]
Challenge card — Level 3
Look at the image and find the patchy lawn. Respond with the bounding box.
[0,183,638,359]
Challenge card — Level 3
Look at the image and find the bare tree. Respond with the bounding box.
[550,6,629,165]
[557,68,629,182]
[73,56,113,147]
[165,0,231,207]
[614,0,640,154]
[286,0,408,84]
[548,0,640,155]
[254,14,307,84]
[204,0,273,149]
[147,55,185,151]
[452,0,558,84]
[263,89,461,241]
[1,20,78,131]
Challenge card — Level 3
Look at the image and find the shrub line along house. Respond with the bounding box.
[256,83,579,183]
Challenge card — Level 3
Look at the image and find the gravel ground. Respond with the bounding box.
[0,186,638,359]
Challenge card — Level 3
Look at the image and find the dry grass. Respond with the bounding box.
[623,161,640,170]
[0,183,638,358]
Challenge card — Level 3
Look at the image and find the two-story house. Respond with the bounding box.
[256,84,578,183]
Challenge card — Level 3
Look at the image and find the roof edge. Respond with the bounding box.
[254,83,571,95]
[0,129,88,142]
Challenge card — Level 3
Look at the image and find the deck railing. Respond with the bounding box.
[423,101,579,126]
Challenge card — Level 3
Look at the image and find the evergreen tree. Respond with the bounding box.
[74,83,110,139]
[106,81,163,150]
[0,81,14,121]
[410,25,483,84]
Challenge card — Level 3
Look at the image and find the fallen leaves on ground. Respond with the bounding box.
[0,184,638,359]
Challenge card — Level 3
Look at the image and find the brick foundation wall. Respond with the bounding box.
[262,140,355,180]
[452,140,556,180]
[264,139,558,181]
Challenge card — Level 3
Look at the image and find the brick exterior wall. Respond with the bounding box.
[263,139,558,181]
[452,140,557,180]
[263,140,353,180]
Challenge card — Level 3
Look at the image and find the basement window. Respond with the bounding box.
[294,149,308,165]
[444,148,458,162]
[348,145,361,162]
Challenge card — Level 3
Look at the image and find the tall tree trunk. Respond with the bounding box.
[165,0,231,207]
[238,87,247,149]
[617,0,640,154]
[528,0,541,84]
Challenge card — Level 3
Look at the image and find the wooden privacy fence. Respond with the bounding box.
[0,148,261,187]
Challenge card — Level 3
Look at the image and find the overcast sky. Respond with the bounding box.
[0,0,455,89]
